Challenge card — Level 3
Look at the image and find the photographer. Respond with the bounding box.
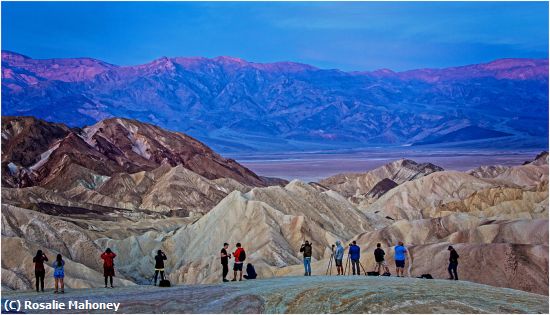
[101,248,117,288]
[334,241,344,275]
[153,250,167,286]
[299,240,313,276]
[374,243,390,275]
[220,243,231,282]
[393,241,408,277]
[33,250,48,292]
[349,241,361,275]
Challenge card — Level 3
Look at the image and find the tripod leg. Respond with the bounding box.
[344,257,348,276]
[326,254,334,276]
[359,261,367,276]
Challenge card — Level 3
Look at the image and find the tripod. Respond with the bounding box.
[326,245,336,276]
[325,253,334,275]
[344,256,351,275]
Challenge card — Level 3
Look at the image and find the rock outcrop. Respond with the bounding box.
[1,116,280,189]
[320,159,443,207]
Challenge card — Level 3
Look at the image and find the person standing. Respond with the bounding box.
[101,248,117,288]
[33,250,48,292]
[232,243,245,281]
[334,241,345,275]
[220,243,231,282]
[300,240,313,276]
[349,241,361,275]
[374,243,390,275]
[52,254,65,294]
[153,250,167,286]
[393,241,408,277]
[447,245,459,280]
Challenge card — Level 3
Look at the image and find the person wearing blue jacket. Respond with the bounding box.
[348,241,361,275]
[334,241,345,275]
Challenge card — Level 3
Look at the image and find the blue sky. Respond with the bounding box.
[2,1,548,71]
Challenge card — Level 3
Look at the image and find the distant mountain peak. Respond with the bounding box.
[213,56,247,63]
[482,58,547,69]
[2,50,31,60]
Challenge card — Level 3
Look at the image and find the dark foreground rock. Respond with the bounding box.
[2,276,548,314]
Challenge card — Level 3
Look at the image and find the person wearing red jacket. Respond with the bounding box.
[33,250,48,292]
[101,248,117,288]
[232,243,245,281]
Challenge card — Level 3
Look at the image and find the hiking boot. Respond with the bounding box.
[231,279,236,282]
[223,279,229,282]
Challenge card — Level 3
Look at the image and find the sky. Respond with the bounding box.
[1,1,548,71]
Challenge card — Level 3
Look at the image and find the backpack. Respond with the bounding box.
[239,249,246,262]
[418,274,433,279]
[159,279,171,287]
[382,272,391,276]
[367,271,380,276]
[303,244,312,257]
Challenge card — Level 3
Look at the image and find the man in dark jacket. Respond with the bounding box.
[300,240,313,276]
[154,250,167,286]
[447,245,459,280]
[349,241,361,275]
[374,243,390,275]
[220,243,231,282]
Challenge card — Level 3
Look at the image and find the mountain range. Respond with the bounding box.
[2,51,548,152]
